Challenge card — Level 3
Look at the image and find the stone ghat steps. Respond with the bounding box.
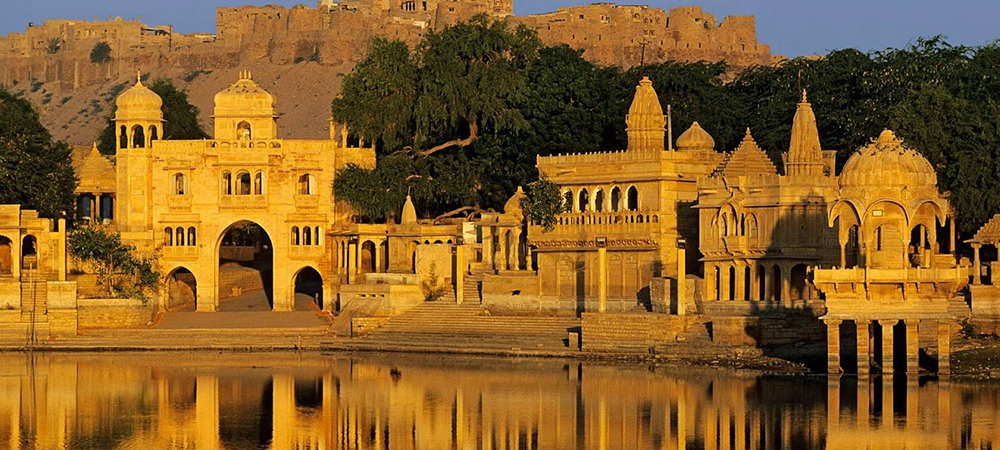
[82,327,330,338]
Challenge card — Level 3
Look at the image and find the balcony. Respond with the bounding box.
[219,195,268,211]
[163,246,199,260]
[529,211,660,249]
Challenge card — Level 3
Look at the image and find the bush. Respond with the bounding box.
[959,319,978,339]
[68,225,160,303]
[90,42,112,64]
[420,263,450,302]
[45,38,61,54]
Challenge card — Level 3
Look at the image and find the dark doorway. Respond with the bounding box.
[218,221,274,311]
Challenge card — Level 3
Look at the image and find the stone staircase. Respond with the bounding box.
[20,270,48,322]
[358,301,580,353]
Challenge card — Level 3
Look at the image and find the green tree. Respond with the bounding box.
[90,41,112,64]
[0,87,77,218]
[97,78,209,154]
[521,176,566,232]
[45,38,61,55]
[68,225,160,302]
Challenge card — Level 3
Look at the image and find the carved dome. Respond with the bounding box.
[840,129,937,190]
[114,74,162,122]
[214,70,276,116]
[675,121,715,151]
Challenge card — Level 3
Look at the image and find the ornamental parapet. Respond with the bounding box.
[530,211,660,249]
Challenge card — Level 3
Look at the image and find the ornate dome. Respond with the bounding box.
[114,73,162,121]
[214,70,276,116]
[503,186,526,218]
[675,121,715,151]
[840,129,937,189]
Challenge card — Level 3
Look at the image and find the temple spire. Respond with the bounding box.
[786,89,824,177]
[625,77,666,153]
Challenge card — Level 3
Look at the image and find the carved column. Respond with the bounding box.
[597,247,607,313]
[973,244,982,285]
[905,319,920,375]
[938,320,951,376]
[879,319,898,374]
[856,319,871,375]
[826,319,842,374]
[735,263,745,302]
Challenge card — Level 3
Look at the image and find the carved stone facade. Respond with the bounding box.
[109,72,375,312]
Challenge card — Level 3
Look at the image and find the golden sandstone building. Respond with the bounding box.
[0,66,987,377]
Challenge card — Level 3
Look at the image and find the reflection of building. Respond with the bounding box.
[109,71,374,311]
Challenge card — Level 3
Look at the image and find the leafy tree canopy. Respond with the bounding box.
[68,225,160,302]
[0,87,77,218]
[90,42,112,64]
[97,78,209,155]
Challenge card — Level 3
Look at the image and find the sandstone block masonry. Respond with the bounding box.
[0,1,777,92]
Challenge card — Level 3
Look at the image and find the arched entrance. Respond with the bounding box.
[292,266,323,311]
[0,236,11,275]
[21,235,37,270]
[166,267,197,311]
[361,241,376,273]
[791,264,808,301]
[218,221,274,311]
[771,265,781,303]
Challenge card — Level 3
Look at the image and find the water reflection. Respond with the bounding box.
[0,352,994,449]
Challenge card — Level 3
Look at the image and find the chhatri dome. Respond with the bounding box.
[840,129,937,190]
[114,72,162,122]
[675,121,715,151]
[213,70,278,140]
[626,77,666,152]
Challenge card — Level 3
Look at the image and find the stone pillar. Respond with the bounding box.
[826,319,842,374]
[827,376,840,430]
[721,263,731,302]
[677,245,686,315]
[857,319,871,375]
[840,242,847,268]
[781,266,791,306]
[938,320,951,376]
[677,382,687,450]
[735,264,745,302]
[764,266,772,302]
[373,240,382,274]
[456,245,466,305]
[857,373,870,426]
[483,229,494,273]
[349,241,359,283]
[906,376,919,430]
[905,319,920,375]
[706,263,717,302]
[973,244,981,285]
[500,229,509,271]
[195,374,219,450]
[597,247,607,313]
[949,217,956,255]
[879,319,897,374]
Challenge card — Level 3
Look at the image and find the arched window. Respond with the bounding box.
[291,227,300,246]
[720,213,729,237]
[298,174,315,195]
[150,125,158,142]
[173,173,187,195]
[237,171,251,195]
[610,187,621,211]
[237,121,251,140]
[563,191,573,212]
[175,227,185,246]
[254,171,264,195]
[119,125,128,149]
[221,171,233,195]
[626,186,638,211]
[578,189,589,212]
[304,227,312,246]
[165,228,173,246]
[314,227,321,246]
[876,226,884,251]
[187,227,196,246]
[594,189,605,212]
[132,125,145,148]
[728,266,736,301]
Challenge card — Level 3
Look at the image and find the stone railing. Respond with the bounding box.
[219,194,267,211]
[530,211,660,237]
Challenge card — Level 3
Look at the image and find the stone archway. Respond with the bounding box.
[292,266,323,311]
[166,267,197,311]
[21,235,37,270]
[217,220,274,311]
[0,235,11,276]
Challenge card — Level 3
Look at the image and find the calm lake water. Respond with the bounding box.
[0,352,994,449]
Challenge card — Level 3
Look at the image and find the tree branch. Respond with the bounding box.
[416,119,478,157]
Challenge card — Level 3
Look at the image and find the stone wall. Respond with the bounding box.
[581,312,696,353]
[710,315,826,347]
[0,280,19,310]
[338,283,422,315]
[77,298,153,329]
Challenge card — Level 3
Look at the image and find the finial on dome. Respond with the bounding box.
[878,129,897,143]
[90,142,100,154]
[136,70,142,85]
[745,127,752,137]
[801,89,808,103]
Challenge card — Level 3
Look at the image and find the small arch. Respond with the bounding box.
[714,265,721,301]
[379,240,389,272]
[237,121,251,140]
[578,189,589,212]
[166,267,197,311]
[221,171,233,195]
[119,125,128,149]
[361,241,376,273]
[236,171,251,195]
[187,227,196,247]
[298,174,315,195]
[254,171,264,195]
[173,173,187,195]
[291,226,300,246]
[756,265,765,301]
[594,189,605,212]
[21,235,37,269]
[150,125,158,142]
[314,227,322,246]
[304,227,312,246]
[175,227,185,246]
[293,266,323,311]
[165,228,174,246]
[728,266,736,301]
[610,187,621,211]
[626,186,638,211]
[132,125,145,148]
[563,191,574,212]
[0,236,11,275]
[744,266,751,301]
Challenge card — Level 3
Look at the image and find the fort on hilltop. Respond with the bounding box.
[0,1,777,92]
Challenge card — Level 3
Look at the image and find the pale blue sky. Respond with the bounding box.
[2,1,998,57]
